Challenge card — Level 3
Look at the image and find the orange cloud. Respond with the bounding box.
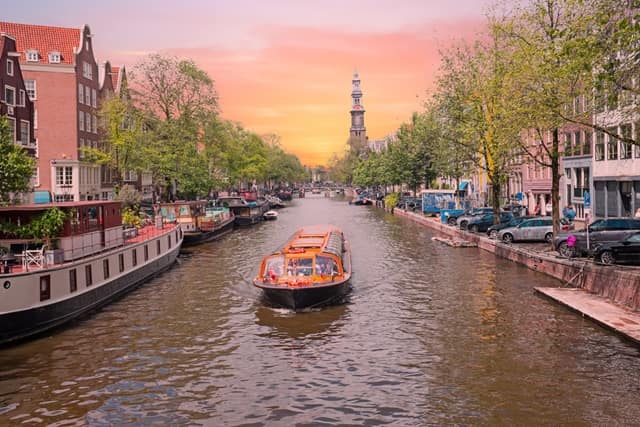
[107,19,486,165]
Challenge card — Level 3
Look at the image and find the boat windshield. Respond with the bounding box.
[286,257,313,277]
[315,255,339,276]
[263,255,285,279]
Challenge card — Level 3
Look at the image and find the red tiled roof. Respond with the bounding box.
[0,22,80,65]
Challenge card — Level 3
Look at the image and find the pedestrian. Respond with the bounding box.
[562,204,576,222]
[534,202,541,216]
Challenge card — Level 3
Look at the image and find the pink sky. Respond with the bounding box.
[5,0,492,165]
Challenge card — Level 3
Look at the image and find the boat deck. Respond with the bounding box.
[2,224,177,275]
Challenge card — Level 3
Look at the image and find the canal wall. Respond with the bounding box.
[393,208,640,313]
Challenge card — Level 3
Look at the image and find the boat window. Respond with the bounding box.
[40,275,51,301]
[263,255,285,279]
[179,205,190,217]
[315,255,339,276]
[290,257,313,276]
[69,269,77,292]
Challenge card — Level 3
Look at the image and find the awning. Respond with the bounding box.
[459,182,469,191]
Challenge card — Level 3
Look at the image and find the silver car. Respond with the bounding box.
[497,217,556,243]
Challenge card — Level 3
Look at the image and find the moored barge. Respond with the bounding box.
[253,225,352,310]
[157,201,234,246]
[0,201,182,345]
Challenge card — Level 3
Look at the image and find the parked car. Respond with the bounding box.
[487,215,535,239]
[448,207,494,226]
[502,203,528,217]
[467,212,514,233]
[498,217,574,243]
[553,218,640,257]
[592,232,640,265]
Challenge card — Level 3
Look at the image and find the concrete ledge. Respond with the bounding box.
[535,287,640,345]
[393,208,640,313]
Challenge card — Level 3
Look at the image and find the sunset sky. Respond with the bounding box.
[5,0,492,165]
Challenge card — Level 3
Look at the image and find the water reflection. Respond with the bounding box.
[254,304,350,340]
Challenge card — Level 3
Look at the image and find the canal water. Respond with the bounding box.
[1,195,640,426]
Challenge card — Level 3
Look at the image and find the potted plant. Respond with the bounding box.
[26,208,67,264]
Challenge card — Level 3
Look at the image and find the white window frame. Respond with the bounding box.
[6,59,13,76]
[26,50,39,62]
[48,51,61,64]
[24,80,36,100]
[84,85,90,105]
[92,88,97,108]
[79,111,84,131]
[83,62,92,79]
[4,85,16,106]
[19,89,26,107]
[6,117,15,142]
[92,115,97,133]
[85,114,91,132]
[78,84,84,104]
[33,167,40,187]
[55,166,73,186]
[20,120,30,144]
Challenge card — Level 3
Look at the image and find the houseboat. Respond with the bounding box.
[0,201,182,345]
[157,201,234,247]
[253,225,352,310]
[216,196,263,226]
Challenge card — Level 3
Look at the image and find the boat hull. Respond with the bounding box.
[0,243,181,346]
[258,280,351,310]
[234,214,262,226]
[181,217,235,247]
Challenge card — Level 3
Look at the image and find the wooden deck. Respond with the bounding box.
[535,287,640,345]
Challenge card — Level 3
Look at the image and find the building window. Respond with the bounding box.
[6,59,13,76]
[79,138,85,159]
[55,166,73,185]
[78,84,84,104]
[85,85,90,105]
[85,265,93,286]
[20,121,29,144]
[607,127,618,160]
[69,269,77,292]
[48,51,61,63]
[4,85,15,105]
[92,89,97,108]
[18,90,25,107]
[83,61,93,79]
[144,245,149,261]
[564,132,572,156]
[92,115,97,133]
[79,111,84,131]
[24,80,36,100]
[168,235,172,248]
[26,50,39,62]
[132,249,137,266]
[6,118,15,142]
[85,114,91,133]
[583,131,592,155]
[156,240,161,255]
[40,275,51,301]
[103,259,110,279]
[119,253,125,272]
[595,131,605,161]
[620,124,632,159]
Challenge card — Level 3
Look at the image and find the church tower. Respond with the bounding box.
[349,71,366,146]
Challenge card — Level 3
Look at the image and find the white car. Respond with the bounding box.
[497,217,557,243]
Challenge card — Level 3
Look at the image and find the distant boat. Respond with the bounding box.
[263,210,278,221]
[0,201,182,345]
[157,201,234,247]
[253,225,352,310]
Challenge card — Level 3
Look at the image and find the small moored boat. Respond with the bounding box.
[263,210,278,221]
[157,201,234,247]
[253,225,352,309]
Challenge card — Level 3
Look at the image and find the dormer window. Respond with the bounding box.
[48,51,61,64]
[26,50,39,62]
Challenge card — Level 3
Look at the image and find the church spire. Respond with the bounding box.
[349,71,366,145]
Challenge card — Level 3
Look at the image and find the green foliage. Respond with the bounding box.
[121,208,142,228]
[115,184,142,208]
[384,192,400,209]
[24,208,68,247]
[0,116,36,205]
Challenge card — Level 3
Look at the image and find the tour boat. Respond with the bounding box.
[0,201,183,345]
[157,201,234,247]
[253,225,352,310]
[263,210,278,221]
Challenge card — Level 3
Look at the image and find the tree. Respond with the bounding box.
[0,116,35,205]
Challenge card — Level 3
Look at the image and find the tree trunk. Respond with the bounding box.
[492,180,502,224]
